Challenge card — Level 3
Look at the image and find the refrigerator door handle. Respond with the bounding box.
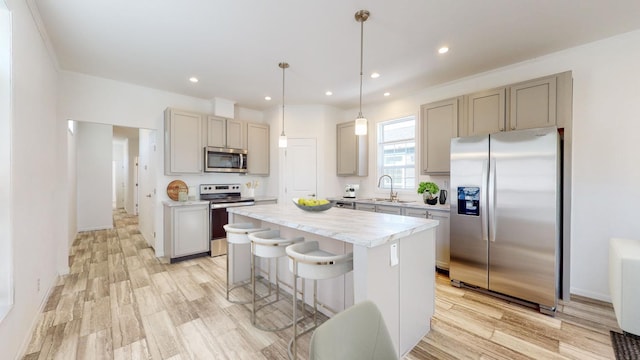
[488,158,497,242]
[481,159,489,242]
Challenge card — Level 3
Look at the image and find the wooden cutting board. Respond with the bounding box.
[166,180,188,201]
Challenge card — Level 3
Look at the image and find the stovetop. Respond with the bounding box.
[199,183,254,203]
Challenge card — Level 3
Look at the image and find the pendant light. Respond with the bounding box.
[278,62,289,148]
[354,10,370,136]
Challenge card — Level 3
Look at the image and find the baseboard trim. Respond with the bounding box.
[569,287,611,302]
[15,274,58,360]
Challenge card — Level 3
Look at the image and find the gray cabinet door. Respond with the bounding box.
[509,76,557,131]
[247,123,269,175]
[206,116,226,147]
[429,210,450,270]
[421,98,460,175]
[165,108,202,174]
[337,121,367,176]
[467,88,506,136]
[226,119,245,149]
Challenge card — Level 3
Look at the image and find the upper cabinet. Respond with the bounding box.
[462,71,571,136]
[246,122,270,176]
[509,75,557,131]
[420,97,460,175]
[466,88,506,136]
[164,108,203,175]
[206,116,245,149]
[337,121,368,176]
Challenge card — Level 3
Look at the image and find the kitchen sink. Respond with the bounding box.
[363,198,415,204]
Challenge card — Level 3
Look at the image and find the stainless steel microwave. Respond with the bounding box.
[204,147,247,173]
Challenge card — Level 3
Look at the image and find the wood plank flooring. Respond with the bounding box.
[22,209,619,359]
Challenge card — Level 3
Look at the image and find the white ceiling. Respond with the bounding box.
[30,0,640,111]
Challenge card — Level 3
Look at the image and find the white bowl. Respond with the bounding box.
[292,198,334,212]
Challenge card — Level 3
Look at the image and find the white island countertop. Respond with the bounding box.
[227,203,438,248]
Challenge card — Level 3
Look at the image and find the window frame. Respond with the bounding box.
[376,115,417,193]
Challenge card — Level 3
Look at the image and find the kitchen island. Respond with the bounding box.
[227,203,438,358]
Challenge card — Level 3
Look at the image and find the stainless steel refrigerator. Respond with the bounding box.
[449,127,561,314]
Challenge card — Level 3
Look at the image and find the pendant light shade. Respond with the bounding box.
[354,10,370,136]
[278,62,289,148]
[355,116,367,136]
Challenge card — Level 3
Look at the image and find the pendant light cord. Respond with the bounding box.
[358,19,364,118]
[279,62,288,137]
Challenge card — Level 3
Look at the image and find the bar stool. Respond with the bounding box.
[285,241,354,360]
[223,223,269,304]
[248,230,304,331]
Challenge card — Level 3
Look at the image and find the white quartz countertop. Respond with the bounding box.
[162,200,210,207]
[227,203,439,248]
[330,197,450,211]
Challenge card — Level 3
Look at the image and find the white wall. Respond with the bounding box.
[76,122,113,230]
[0,1,62,359]
[0,0,12,318]
[66,122,77,246]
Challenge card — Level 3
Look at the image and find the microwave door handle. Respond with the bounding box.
[241,154,246,170]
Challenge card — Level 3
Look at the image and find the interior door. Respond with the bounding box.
[133,156,139,215]
[284,138,317,201]
[113,160,125,209]
[138,129,156,248]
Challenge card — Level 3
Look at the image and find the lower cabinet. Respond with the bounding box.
[428,210,450,271]
[163,203,209,262]
[355,203,376,212]
[402,207,450,270]
[375,204,402,215]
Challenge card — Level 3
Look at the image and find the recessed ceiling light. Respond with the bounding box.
[438,47,449,54]
[325,91,333,96]
[189,77,199,83]
[370,72,380,79]
[264,96,272,101]
[383,92,391,97]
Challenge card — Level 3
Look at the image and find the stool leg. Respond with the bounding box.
[267,258,272,297]
[313,279,318,329]
[275,259,280,302]
[226,243,231,301]
[251,243,256,325]
[292,264,298,360]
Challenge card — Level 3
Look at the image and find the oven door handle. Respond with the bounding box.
[211,202,255,209]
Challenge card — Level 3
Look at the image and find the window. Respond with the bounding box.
[0,1,12,321]
[377,116,415,190]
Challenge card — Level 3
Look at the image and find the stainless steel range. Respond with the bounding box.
[200,183,255,256]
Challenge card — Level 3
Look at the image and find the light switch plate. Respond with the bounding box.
[390,243,398,267]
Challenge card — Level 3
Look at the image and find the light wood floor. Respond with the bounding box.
[22,209,620,359]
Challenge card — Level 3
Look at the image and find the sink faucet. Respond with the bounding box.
[377,175,397,201]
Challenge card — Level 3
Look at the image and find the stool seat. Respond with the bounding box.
[250,230,304,258]
[224,223,269,244]
[223,222,269,304]
[286,241,353,280]
[286,240,353,359]
[249,230,304,332]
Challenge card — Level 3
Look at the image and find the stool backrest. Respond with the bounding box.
[309,300,398,360]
